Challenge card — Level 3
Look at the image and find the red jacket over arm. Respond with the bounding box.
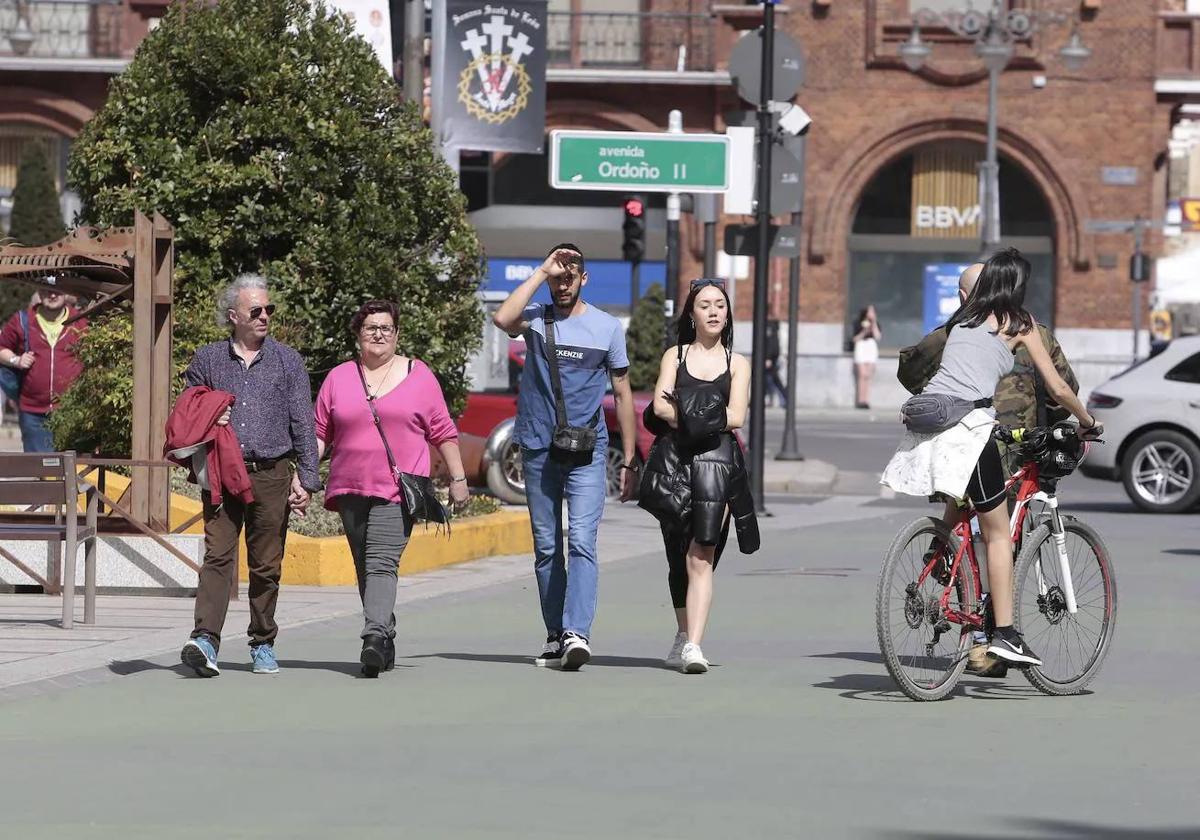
[164,386,254,506]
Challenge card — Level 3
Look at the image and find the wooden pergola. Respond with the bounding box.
[0,210,174,529]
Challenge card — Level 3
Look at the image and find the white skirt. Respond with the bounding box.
[854,337,879,364]
[880,408,996,501]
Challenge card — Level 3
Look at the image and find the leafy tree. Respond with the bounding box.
[2,143,65,319]
[626,282,667,391]
[53,0,483,453]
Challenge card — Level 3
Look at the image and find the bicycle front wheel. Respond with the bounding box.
[1014,516,1117,696]
[876,517,977,701]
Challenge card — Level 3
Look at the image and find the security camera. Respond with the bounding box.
[778,103,811,137]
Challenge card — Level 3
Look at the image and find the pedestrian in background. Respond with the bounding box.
[764,319,787,408]
[314,300,469,677]
[0,281,87,451]
[178,273,321,678]
[492,244,638,672]
[852,304,881,409]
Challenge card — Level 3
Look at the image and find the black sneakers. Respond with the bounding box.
[535,634,562,668]
[560,632,592,671]
[987,630,1042,667]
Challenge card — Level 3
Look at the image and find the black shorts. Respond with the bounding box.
[966,437,1007,513]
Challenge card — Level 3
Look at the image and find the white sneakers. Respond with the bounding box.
[680,641,709,675]
[664,632,688,669]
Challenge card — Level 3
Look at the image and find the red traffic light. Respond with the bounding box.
[623,197,645,217]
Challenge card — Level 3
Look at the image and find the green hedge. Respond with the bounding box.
[54,0,483,453]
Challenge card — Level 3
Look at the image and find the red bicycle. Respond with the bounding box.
[875,424,1118,701]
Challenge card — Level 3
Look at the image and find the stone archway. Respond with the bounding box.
[809,110,1091,271]
[0,86,94,137]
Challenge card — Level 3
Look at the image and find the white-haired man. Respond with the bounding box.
[179,274,321,677]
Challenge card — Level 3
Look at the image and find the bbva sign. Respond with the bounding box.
[915,204,981,229]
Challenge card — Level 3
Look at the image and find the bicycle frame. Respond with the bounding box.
[916,453,1081,630]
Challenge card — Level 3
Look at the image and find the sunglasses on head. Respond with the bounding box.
[248,304,276,320]
[690,278,726,291]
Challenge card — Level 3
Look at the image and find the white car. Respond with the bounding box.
[1081,335,1200,512]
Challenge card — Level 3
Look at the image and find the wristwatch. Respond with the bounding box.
[620,463,639,472]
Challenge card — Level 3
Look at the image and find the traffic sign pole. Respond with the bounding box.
[667,110,683,310]
[750,2,776,514]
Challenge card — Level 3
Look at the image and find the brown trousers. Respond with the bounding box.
[191,459,291,648]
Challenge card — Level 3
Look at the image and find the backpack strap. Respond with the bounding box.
[18,310,29,354]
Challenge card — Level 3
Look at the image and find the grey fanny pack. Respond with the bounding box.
[901,393,993,434]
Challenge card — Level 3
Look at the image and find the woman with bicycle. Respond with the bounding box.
[641,278,756,674]
[882,248,1102,668]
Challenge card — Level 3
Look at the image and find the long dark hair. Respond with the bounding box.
[947,247,1034,337]
[676,280,733,350]
[854,307,880,331]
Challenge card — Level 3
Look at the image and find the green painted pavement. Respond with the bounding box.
[0,501,1197,838]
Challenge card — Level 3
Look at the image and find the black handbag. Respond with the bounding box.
[542,309,598,466]
[355,360,450,534]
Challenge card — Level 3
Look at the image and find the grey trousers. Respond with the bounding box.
[338,495,411,640]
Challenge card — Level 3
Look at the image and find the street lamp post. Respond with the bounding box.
[900,2,1089,257]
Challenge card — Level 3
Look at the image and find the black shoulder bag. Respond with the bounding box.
[356,359,450,534]
[542,309,598,466]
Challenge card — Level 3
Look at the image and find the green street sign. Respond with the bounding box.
[550,130,730,193]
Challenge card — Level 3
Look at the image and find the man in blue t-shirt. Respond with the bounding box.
[493,244,637,671]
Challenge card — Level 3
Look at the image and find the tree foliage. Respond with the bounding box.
[3,143,65,319]
[53,0,483,453]
[626,282,667,391]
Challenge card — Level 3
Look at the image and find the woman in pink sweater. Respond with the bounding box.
[315,300,469,677]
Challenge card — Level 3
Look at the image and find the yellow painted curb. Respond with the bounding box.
[98,472,533,587]
[276,509,533,586]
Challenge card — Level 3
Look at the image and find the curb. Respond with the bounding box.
[102,473,534,587]
[763,458,839,495]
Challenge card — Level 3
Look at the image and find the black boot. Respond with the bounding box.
[383,637,396,672]
[360,634,387,678]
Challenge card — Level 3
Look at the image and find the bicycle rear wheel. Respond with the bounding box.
[876,517,977,701]
[1014,515,1117,696]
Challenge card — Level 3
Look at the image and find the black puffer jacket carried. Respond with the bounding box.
[638,403,759,553]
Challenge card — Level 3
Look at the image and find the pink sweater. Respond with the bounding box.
[314,359,458,511]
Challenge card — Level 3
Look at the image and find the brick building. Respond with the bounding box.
[4,1,1198,405]
[471,0,1199,404]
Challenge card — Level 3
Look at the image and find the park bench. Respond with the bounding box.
[0,452,98,629]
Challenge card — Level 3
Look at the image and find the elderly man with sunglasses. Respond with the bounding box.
[178,273,321,677]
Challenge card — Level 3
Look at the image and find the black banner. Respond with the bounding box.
[441,0,548,154]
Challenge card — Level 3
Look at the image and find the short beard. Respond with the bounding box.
[553,287,581,312]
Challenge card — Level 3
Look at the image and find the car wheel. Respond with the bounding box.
[485,434,527,505]
[605,441,641,498]
[1120,429,1200,513]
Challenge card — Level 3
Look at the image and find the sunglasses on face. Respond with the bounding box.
[690,278,726,291]
[247,304,276,320]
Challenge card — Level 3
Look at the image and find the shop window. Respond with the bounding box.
[847,144,1055,350]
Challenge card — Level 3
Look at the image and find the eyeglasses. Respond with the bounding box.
[361,324,396,336]
[248,305,276,320]
[690,278,726,291]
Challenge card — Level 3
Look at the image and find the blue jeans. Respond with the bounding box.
[19,411,55,453]
[521,446,607,640]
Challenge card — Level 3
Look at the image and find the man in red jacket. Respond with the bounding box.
[0,284,88,452]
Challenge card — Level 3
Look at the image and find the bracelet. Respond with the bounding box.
[620,463,639,472]
[450,476,468,483]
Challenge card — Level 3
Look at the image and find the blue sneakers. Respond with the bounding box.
[181,635,220,677]
[251,643,280,675]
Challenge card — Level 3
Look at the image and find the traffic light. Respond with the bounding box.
[622,194,646,264]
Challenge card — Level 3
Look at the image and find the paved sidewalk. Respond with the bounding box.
[0,496,882,701]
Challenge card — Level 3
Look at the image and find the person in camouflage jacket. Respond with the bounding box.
[895,263,1080,678]
[897,264,1079,429]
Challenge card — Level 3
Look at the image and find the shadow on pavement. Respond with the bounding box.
[406,652,667,669]
[107,658,389,678]
[812,671,1072,703]
[1164,548,1200,556]
[809,651,884,665]
[875,818,1200,838]
[1058,501,1140,515]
